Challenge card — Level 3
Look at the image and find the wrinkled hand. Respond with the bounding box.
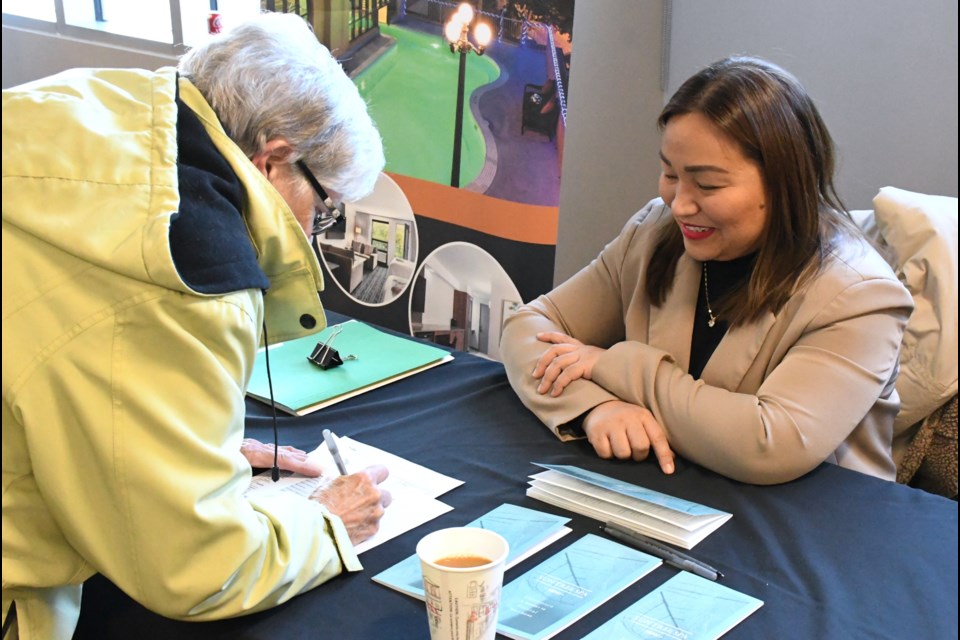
[583,401,675,474]
[532,331,605,397]
[241,438,324,477]
[311,465,391,544]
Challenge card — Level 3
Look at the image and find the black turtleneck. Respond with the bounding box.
[688,253,757,379]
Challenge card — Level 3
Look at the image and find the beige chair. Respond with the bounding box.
[351,240,377,271]
[853,187,958,498]
[382,257,415,300]
[320,243,365,293]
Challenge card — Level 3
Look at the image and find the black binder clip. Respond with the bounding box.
[307,326,344,370]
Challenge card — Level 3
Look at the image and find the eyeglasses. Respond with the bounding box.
[296,160,341,235]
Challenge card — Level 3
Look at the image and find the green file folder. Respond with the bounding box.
[247,320,452,415]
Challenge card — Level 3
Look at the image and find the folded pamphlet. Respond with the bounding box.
[579,571,763,640]
[496,533,661,640]
[526,464,731,549]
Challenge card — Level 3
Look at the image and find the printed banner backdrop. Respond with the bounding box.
[312,0,575,361]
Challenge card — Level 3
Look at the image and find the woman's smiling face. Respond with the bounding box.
[658,112,769,262]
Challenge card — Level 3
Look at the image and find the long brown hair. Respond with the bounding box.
[647,56,857,326]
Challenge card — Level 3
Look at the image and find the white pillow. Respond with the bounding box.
[849,208,882,243]
[873,187,958,438]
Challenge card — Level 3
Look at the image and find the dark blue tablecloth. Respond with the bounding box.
[75,315,958,639]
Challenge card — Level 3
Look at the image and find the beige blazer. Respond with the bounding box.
[501,200,914,484]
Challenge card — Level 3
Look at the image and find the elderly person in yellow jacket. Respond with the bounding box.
[501,57,914,485]
[2,13,390,638]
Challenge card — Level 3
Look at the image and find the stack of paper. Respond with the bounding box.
[372,503,572,599]
[526,464,731,549]
[246,436,462,554]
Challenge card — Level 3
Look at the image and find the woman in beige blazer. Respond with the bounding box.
[501,57,913,484]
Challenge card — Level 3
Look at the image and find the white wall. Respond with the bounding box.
[666,0,959,211]
[554,0,665,283]
[2,25,178,89]
[465,263,518,361]
[422,267,456,326]
[554,0,959,284]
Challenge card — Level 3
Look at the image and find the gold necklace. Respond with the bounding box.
[703,262,717,328]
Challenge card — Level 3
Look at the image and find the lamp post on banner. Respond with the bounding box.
[444,3,492,188]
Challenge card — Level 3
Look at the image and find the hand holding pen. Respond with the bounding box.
[323,429,350,475]
[311,430,392,544]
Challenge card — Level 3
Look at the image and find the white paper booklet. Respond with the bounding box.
[526,464,730,549]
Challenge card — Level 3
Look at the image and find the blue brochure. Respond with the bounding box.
[580,572,763,640]
[496,534,661,640]
[372,503,571,599]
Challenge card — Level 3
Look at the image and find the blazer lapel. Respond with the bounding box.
[648,254,699,372]
[702,309,777,389]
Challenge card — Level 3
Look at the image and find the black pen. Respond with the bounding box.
[601,521,724,581]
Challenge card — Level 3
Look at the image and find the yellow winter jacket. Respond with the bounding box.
[2,68,359,639]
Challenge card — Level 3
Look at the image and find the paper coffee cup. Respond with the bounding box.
[416,527,510,640]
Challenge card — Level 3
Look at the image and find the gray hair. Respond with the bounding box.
[178,12,384,202]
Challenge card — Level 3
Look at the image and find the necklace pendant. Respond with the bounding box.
[708,317,716,328]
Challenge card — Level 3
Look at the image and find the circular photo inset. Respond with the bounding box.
[315,172,419,306]
[408,242,522,362]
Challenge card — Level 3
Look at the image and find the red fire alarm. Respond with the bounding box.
[208,12,222,34]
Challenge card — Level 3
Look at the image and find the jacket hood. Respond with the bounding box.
[3,67,327,342]
[2,67,192,292]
